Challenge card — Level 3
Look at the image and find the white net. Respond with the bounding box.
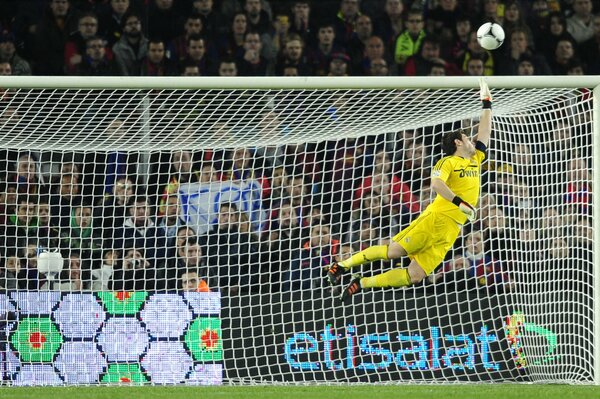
[0,79,596,385]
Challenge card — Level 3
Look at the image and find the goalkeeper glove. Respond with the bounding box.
[479,78,492,109]
[452,196,476,222]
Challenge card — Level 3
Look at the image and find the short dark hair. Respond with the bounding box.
[441,130,465,155]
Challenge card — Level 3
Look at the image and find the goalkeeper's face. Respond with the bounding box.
[458,133,476,156]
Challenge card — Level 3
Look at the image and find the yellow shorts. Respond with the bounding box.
[392,210,461,275]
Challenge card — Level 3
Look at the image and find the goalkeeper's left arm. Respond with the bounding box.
[475,78,492,147]
[431,178,476,222]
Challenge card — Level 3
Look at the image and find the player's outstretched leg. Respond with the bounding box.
[326,262,348,286]
[340,274,362,303]
[327,244,393,286]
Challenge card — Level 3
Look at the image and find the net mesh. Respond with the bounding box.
[0,85,595,385]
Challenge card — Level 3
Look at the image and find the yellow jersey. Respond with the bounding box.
[426,143,486,224]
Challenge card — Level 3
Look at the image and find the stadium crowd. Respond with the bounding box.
[0,0,595,294]
[0,0,599,77]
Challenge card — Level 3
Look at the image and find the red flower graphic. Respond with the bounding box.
[201,329,219,350]
[29,332,47,349]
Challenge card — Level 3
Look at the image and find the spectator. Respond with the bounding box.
[112,196,166,263]
[56,252,88,291]
[217,12,247,59]
[168,13,205,63]
[12,153,43,195]
[465,56,485,76]
[98,0,134,46]
[498,29,551,75]
[355,149,419,218]
[237,31,272,75]
[394,9,426,66]
[141,39,177,76]
[179,34,214,75]
[347,14,373,71]
[269,11,292,57]
[481,0,502,24]
[449,14,472,64]
[192,0,226,38]
[427,0,462,48]
[404,37,460,76]
[567,0,595,44]
[367,57,389,76]
[180,63,200,76]
[244,0,271,35]
[112,12,148,76]
[333,0,362,47]
[50,173,81,228]
[0,30,31,75]
[156,150,200,215]
[538,12,576,61]
[1,254,25,290]
[516,55,535,75]
[74,36,119,76]
[461,31,495,75]
[64,12,100,74]
[328,52,350,76]
[288,1,316,47]
[95,176,135,245]
[549,37,578,74]
[59,204,103,263]
[34,0,78,75]
[2,196,38,255]
[306,22,344,76]
[171,238,210,291]
[0,61,10,75]
[179,268,210,292]
[357,35,389,75]
[284,223,339,291]
[157,194,185,252]
[580,14,600,73]
[502,1,535,49]
[110,248,155,291]
[148,0,183,43]
[0,183,18,228]
[218,58,238,76]
[374,0,404,54]
[275,34,311,75]
[91,249,119,291]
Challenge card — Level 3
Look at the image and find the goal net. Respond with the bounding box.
[0,76,597,385]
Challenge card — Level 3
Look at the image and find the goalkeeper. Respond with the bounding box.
[328,79,493,302]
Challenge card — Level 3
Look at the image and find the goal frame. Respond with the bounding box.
[0,75,598,385]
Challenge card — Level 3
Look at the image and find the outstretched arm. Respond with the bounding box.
[475,78,492,148]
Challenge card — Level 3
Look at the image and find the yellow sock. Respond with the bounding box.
[339,245,389,269]
[360,268,412,288]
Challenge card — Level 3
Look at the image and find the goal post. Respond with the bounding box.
[0,76,598,385]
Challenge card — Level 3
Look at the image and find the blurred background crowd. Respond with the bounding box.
[0,0,594,296]
[0,0,599,77]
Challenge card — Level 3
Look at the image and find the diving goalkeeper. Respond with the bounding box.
[328,79,493,302]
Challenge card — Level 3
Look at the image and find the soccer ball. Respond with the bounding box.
[477,22,505,50]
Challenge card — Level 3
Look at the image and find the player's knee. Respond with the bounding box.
[408,263,426,284]
[387,242,406,259]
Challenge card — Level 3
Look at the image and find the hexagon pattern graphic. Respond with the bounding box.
[54,293,106,338]
[10,316,64,362]
[140,293,192,338]
[184,317,223,361]
[10,291,61,314]
[141,341,194,384]
[101,363,148,384]
[184,292,220,315]
[13,365,64,386]
[97,291,147,315]
[55,341,108,384]
[97,317,149,362]
[187,364,224,385]
[5,292,221,385]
